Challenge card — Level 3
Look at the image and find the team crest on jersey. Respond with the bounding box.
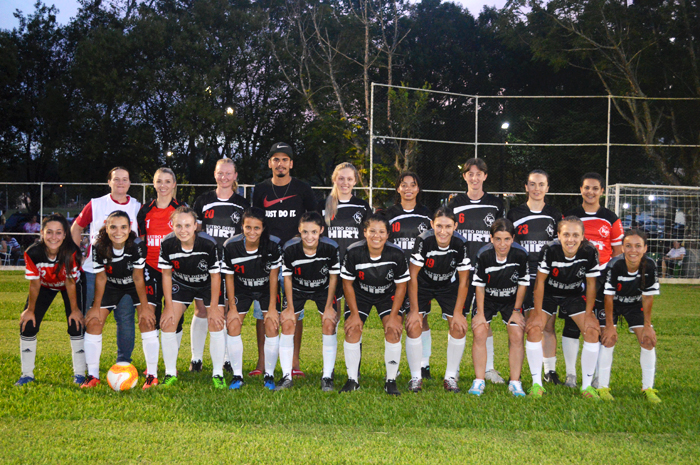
[264,262,272,273]
[127,261,134,271]
[598,309,606,319]
[231,211,241,224]
[546,224,555,238]
[510,272,519,283]
[417,222,428,233]
[576,267,586,278]
[483,212,495,227]
[168,220,173,230]
[321,265,329,276]
[353,211,363,224]
[197,260,208,271]
[172,283,180,294]
[598,225,610,238]
[386,269,394,280]
[450,259,456,268]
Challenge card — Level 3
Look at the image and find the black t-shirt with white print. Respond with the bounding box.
[410,230,471,289]
[253,178,317,245]
[158,232,221,288]
[446,192,504,263]
[221,234,283,294]
[472,243,530,305]
[282,237,340,294]
[602,255,659,308]
[316,195,371,261]
[537,240,602,298]
[507,203,562,278]
[382,204,433,261]
[192,190,251,247]
[92,238,147,290]
[340,241,410,300]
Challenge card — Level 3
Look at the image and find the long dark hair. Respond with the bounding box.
[395,171,423,206]
[93,211,136,265]
[242,208,271,269]
[39,214,78,276]
[623,228,649,293]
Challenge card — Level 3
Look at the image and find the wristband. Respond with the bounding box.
[513,308,523,313]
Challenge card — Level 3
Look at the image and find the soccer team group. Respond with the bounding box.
[14,142,661,403]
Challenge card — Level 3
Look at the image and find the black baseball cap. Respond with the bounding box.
[268,142,294,159]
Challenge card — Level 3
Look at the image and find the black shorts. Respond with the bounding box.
[344,291,402,323]
[283,290,334,315]
[596,305,645,328]
[543,294,587,318]
[471,299,520,325]
[172,282,219,308]
[417,282,461,318]
[593,273,606,312]
[99,285,149,311]
[522,276,536,312]
[235,290,281,314]
[194,275,226,306]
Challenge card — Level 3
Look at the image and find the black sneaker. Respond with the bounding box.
[223,361,233,373]
[189,360,203,372]
[340,379,359,393]
[384,379,401,396]
[274,375,293,391]
[421,366,432,380]
[321,377,334,392]
[543,370,563,385]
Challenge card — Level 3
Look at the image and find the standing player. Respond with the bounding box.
[71,167,141,365]
[555,173,623,387]
[524,217,603,399]
[252,142,317,378]
[340,213,410,395]
[16,214,85,386]
[382,172,434,379]
[191,158,250,373]
[597,229,661,402]
[159,207,224,388]
[446,158,505,384]
[469,219,529,397]
[407,207,471,392]
[506,169,562,384]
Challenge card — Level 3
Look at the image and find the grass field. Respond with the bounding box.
[1,270,699,464]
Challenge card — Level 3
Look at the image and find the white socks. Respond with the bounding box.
[70,335,86,376]
[344,340,361,382]
[322,334,337,379]
[640,347,656,390]
[596,345,615,388]
[226,334,244,377]
[84,333,102,378]
[209,330,225,377]
[445,335,466,380]
[543,356,557,373]
[279,333,294,379]
[176,330,183,350]
[486,335,495,371]
[161,331,179,377]
[264,335,280,377]
[190,315,208,363]
[562,336,580,377]
[385,339,402,381]
[20,336,37,378]
[405,336,423,379]
[141,330,159,376]
[421,329,432,368]
[526,340,544,386]
[580,341,600,389]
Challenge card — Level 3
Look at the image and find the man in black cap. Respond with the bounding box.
[250,142,317,377]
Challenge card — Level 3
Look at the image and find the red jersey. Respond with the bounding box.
[137,198,185,270]
[24,244,81,290]
[565,206,623,265]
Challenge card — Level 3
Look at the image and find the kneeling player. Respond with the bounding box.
[340,213,410,395]
[159,207,224,388]
[597,229,661,403]
[82,211,158,390]
[278,212,340,391]
[406,207,470,392]
[222,208,283,391]
[469,219,529,397]
[525,216,603,399]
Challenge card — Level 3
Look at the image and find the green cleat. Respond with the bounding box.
[642,388,662,404]
[581,385,601,400]
[597,387,615,401]
[528,383,546,398]
[161,374,178,387]
[212,375,226,390]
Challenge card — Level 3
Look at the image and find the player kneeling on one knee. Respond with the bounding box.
[470,219,529,397]
[82,211,159,390]
[340,213,410,395]
[525,216,603,399]
[407,207,471,393]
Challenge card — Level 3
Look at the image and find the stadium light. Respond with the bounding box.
[501,122,510,130]
[226,107,234,115]
[623,203,629,209]
[166,151,172,157]
[648,195,656,201]
[199,159,204,164]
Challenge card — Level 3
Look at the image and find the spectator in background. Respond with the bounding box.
[661,240,685,277]
[2,235,22,265]
[24,215,41,235]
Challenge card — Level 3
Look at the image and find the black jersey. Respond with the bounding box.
[282,237,340,294]
[221,234,283,294]
[340,241,409,299]
[507,203,562,277]
[602,255,659,307]
[253,178,317,245]
[317,196,371,261]
[193,190,251,247]
[410,230,471,289]
[472,243,530,304]
[537,240,602,297]
[92,239,147,290]
[158,232,221,288]
[446,192,504,263]
[382,204,433,261]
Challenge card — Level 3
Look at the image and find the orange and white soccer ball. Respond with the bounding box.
[106,362,139,391]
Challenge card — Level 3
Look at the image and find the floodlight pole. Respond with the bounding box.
[605,95,611,208]
[474,96,479,158]
[369,83,375,207]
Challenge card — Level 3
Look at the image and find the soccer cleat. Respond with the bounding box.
[340,379,360,393]
[564,374,578,388]
[189,360,203,372]
[592,376,599,389]
[597,387,615,401]
[248,369,263,377]
[263,375,276,390]
[212,375,227,390]
[528,383,546,397]
[642,388,662,404]
[161,374,178,387]
[73,375,86,385]
[223,361,233,374]
[407,378,423,393]
[274,375,294,391]
[485,369,505,384]
[543,371,563,385]
[80,375,100,389]
[421,366,432,380]
[581,385,601,400]
[443,377,460,393]
[468,379,485,396]
[321,377,334,392]
[292,369,306,378]
[228,376,244,390]
[142,375,159,390]
[384,379,401,396]
[14,376,35,386]
[509,381,526,397]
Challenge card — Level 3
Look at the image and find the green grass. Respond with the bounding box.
[1,270,699,464]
